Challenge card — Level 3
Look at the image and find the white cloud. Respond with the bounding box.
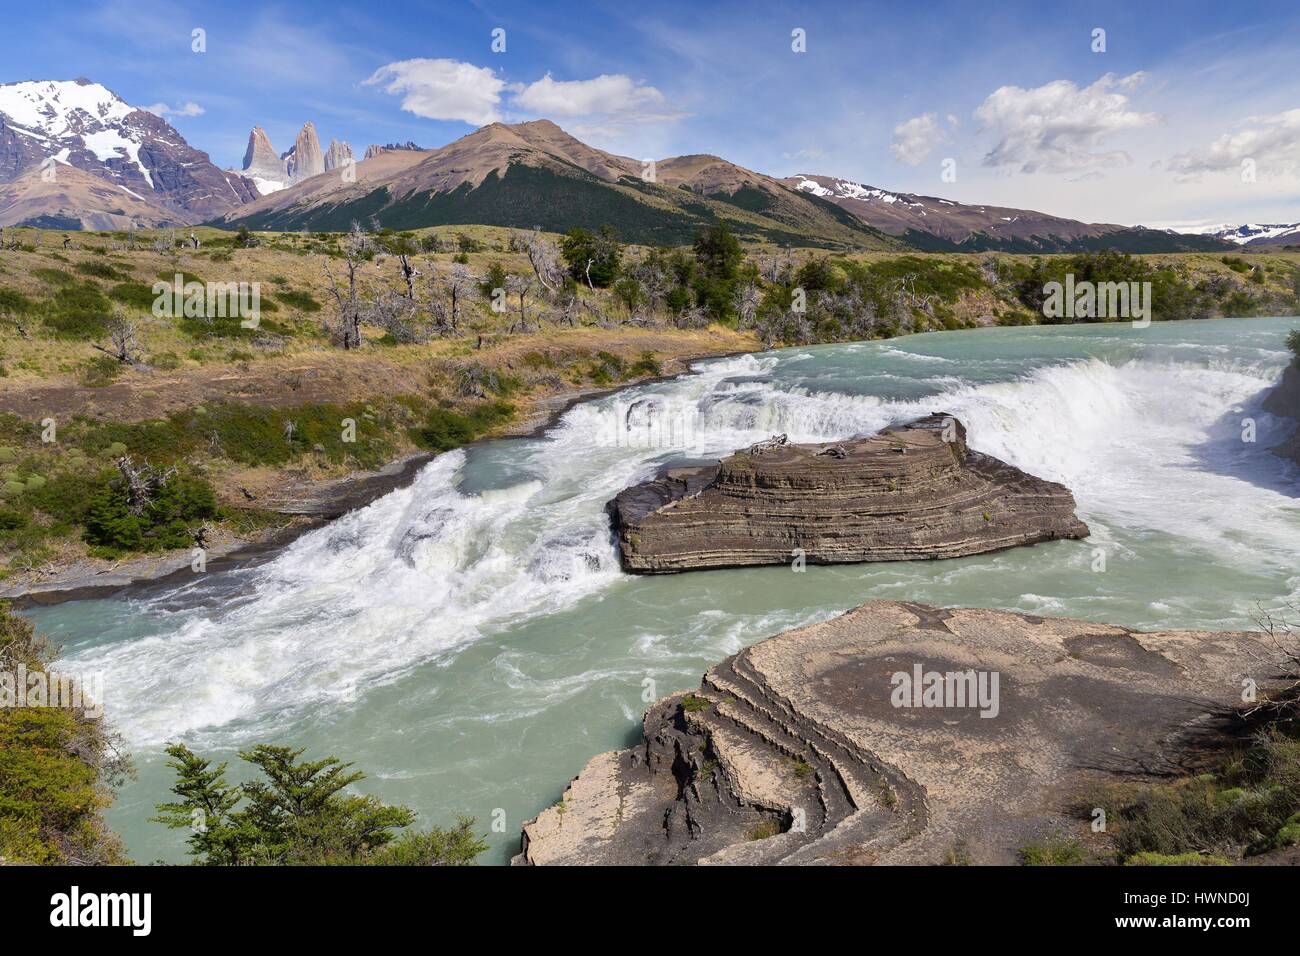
[783,147,826,162]
[890,113,950,166]
[1168,108,1300,176]
[145,101,204,118]
[975,72,1162,174]
[365,58,507,125]
[513,73,668,119]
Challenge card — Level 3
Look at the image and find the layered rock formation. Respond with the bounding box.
[608,414,1089,573]
[516,600,1272,865]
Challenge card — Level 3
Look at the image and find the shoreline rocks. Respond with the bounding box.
[515,600,1272,866]
[607,414,1089,573]
[1263,362,1300,470]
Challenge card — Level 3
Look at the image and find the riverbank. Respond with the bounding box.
[0,325,755,602]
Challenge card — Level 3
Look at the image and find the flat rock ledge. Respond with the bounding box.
[514,600,1271,866]
[606,414,1089,573]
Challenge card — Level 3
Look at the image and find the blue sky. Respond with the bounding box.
[5,0,1299,226]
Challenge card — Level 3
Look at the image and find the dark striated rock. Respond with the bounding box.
[515,601,1274,865]
[607,414,1089,573]
[1263,362,1300,471]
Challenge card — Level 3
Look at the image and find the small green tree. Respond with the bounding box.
[151,745,244,865]
[479,261,508,298]
[560,226,622,287]
[693,222,742,284]
[691,222,744,320]
[154,743,488,866]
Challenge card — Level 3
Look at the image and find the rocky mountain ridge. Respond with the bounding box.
[783,173,1232,253]
[1176,221,1300,248]
[0,78,257,225]
[236,121,354,195]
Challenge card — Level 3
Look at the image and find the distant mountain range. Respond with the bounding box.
[781,174,1231,253]
[0,77,1267,252]
[1172,221,1300,248]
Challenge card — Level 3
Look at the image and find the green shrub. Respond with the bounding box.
[82,468,217,556]
[1124,851,1231,866]
[629,351,661,377]
[0,288,35,314]
[270,288,320,312]
[408,402,513,453]
[0,603,128,865]
[30,266,75,287]
[44,284,111,339]
[1018,834,1087,865]
[74,260,127,281]
[108,281,158,311]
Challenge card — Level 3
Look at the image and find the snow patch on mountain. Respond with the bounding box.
[0,80,133,137]
[1172,221,1300,245]
[792,174,923,208]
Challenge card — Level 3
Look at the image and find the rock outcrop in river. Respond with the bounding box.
[607,414,1088,573]
[1263,361,1300,470]
[515,600,1271,865]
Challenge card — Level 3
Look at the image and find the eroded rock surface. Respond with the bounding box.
[515,601,1270,866]
[607,414,1088,573]
[1263,362,1300,470]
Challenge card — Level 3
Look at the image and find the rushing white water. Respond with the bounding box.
[29,316,1300,863]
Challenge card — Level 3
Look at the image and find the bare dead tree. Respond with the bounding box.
[396,250,419,301]
[91,314,144,364]
[518,228,562,294]
[505,273,533,333]
[447,360,504,398]
[445,262,476,334]
[733,280,762,330]
[321,222,374,349]
[114,455,177,516]
[1,311,30,338]
[1244,603,1300,715]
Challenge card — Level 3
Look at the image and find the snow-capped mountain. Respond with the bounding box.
[782,173,1231,252]
[0,78,257,223]
[1174,222,1300,248]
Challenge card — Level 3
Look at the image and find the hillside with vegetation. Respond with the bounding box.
[0,220,1298,589]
